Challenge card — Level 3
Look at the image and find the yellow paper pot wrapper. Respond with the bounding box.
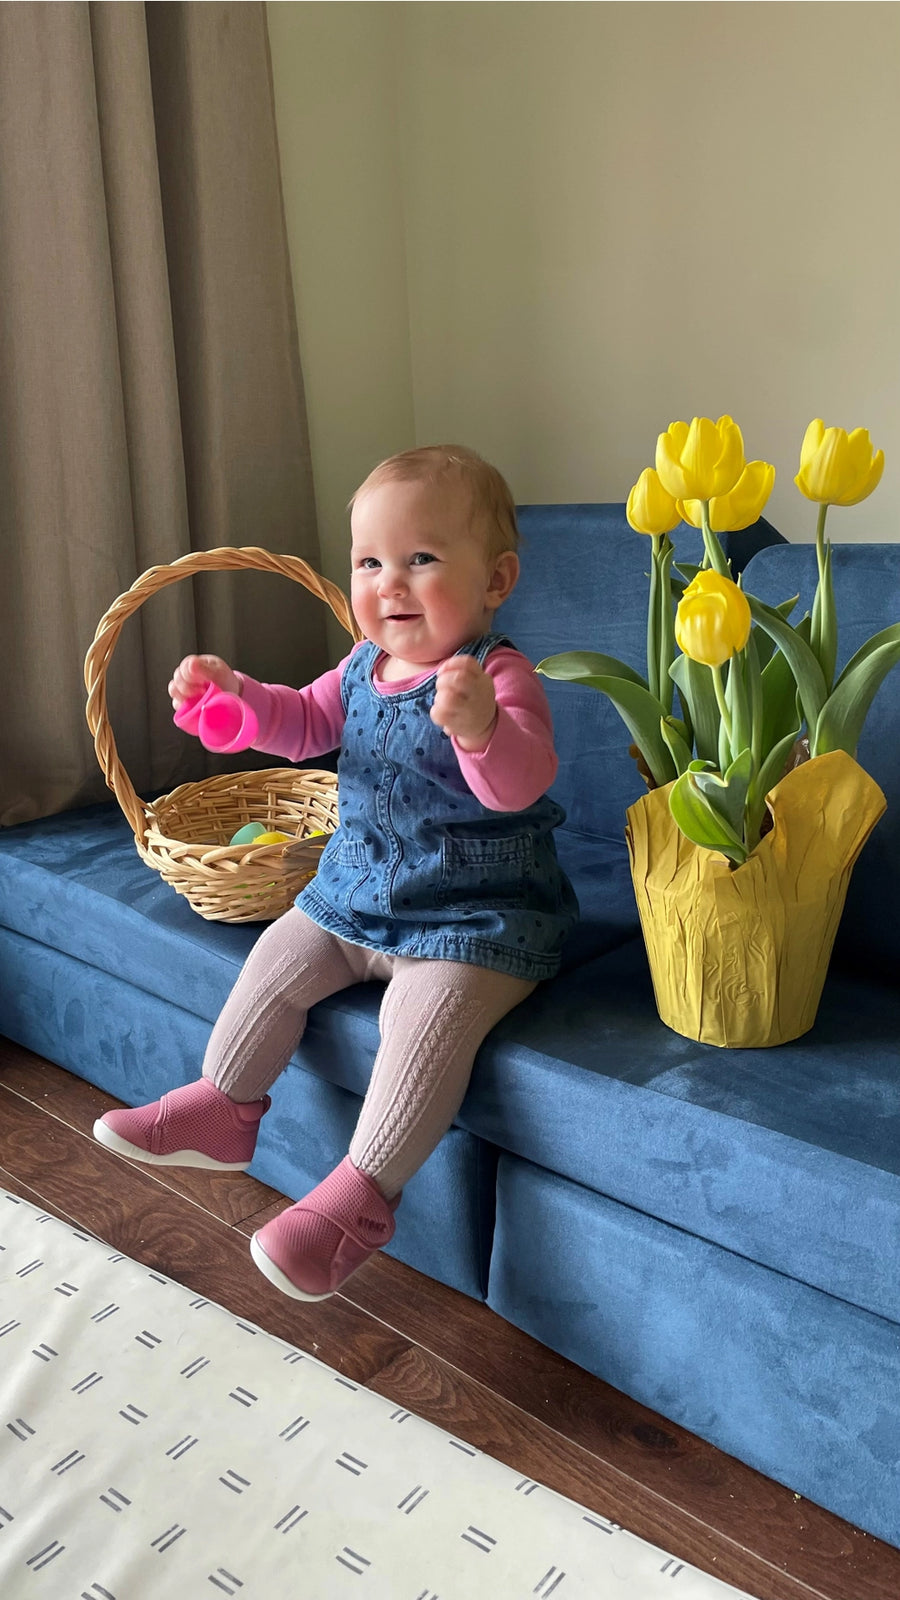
[625,750,886,1048]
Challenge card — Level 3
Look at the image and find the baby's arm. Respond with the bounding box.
[236,651,357,762]
[170,649,358,762]
[446,648,559,812]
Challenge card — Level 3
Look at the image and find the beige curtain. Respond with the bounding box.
[0,1,329,827]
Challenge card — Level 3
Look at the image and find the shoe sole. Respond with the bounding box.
[249,1231,334,1301]
[92,1119,251,1171]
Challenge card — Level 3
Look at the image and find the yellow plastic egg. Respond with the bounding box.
[253,830,292,845]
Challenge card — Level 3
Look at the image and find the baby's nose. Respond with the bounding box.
[378,566,408,596]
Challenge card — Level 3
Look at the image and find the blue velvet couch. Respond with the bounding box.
[2,508,899,1549]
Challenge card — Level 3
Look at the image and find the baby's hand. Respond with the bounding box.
[168,654,241,710]
[431,656,497,751]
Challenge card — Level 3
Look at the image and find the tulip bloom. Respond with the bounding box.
[795,420,884,506]
[679,460,776,533]
[626,468,681,536]
[656,416,745,502]
[675,570,752,668]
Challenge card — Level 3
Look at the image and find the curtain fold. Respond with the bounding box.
[0,1,328,827]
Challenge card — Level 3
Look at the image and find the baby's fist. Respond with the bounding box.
[431,656,497,751]
[169,654,241,710]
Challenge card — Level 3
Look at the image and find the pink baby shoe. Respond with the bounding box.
[93,1078,270,1170]
[250,1156,400,1300]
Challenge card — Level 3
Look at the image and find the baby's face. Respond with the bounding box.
[350,479,516,671]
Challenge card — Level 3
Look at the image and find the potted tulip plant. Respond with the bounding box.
[538,417,900,1047]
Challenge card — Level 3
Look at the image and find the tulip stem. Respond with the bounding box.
[811,502,837,692]
[658,535,675,715]
[710,662,733,761]
[729,650,752,761]
[700,502,730,577]
[647,535,661,701]
[815,503,829,575]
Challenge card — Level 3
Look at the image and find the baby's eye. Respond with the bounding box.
[411,552,437,566]
[357,557,381,571]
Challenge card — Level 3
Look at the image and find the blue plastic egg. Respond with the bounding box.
[230,822,269,846]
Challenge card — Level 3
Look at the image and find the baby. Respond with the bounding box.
[94,446,577,1300]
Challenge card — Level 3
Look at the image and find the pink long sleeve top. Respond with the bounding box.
[237,643,558,813]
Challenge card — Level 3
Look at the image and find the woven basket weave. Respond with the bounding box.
[84,547,361,923]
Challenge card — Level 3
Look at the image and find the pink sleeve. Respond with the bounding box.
[235,650,356,762]
[451,647,559,812]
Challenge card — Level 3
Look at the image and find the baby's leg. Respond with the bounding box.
[349,959,536,1198]
[248,958,534,1300]
[203,907,392,1100]
[94,911,387,1168]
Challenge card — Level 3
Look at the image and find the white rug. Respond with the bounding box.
[0,1189,759,1599]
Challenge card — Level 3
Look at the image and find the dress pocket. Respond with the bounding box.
[329,835,368,869]
[322,832,370,909]
[439,833,535,908]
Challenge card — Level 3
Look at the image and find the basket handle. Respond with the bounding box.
[84,546,362,847]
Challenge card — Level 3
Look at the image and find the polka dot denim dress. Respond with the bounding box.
[297,635,578,981]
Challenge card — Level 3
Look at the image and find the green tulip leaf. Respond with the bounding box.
[673,561,703,585]
[751,593,800,671]
[833,621,900,692]
[660,716,693,776]
[755,727,803,803]
[536,651,647,690]
[746,595,827,736]
[669,769,748,865]
[758,615,808,761]
[812,630,900,757]
[725,652,752,765]
[691,746,753,839]
[669,652,720,764]
[537,654,675,787]
[744,630,763,769]
[744,726,802,850]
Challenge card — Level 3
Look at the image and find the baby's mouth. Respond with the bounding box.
[387,613,419,622]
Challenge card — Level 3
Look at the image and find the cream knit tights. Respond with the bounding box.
[201,907,535,1199]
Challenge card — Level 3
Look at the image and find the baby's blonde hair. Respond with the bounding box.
[350,445,519,560]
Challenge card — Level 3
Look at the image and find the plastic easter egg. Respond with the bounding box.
[253,830,292,845]
[230,822,268,846]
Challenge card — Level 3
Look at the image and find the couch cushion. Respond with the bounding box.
[488,1153,900,1549]
[741,542,900,982]
[461,938,900,1327]
[0,924,496,1300]
[0,802,262,1024]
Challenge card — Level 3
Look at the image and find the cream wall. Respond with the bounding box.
[267,0,900,607]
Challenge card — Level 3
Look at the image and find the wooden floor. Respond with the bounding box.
[1,1038,897,1600]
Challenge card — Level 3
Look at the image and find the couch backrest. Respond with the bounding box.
[498,504,784,843]
[742,542,900,981]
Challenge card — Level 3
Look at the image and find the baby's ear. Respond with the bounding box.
[486,550,519,610]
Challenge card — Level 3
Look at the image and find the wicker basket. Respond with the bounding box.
[84,547,361,923]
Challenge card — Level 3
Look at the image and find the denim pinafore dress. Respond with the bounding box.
[296,634,578,981]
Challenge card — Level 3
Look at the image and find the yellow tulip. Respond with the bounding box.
[794,419,884,506]
[675,570,751,668]
[626,468,681,536]
[656,416,745,502]
[679,460,776,533]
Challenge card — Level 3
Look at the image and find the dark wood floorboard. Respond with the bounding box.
[1,1037,898,1600]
